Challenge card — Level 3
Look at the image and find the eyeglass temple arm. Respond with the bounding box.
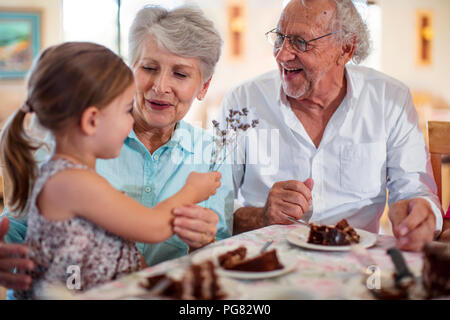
[307,30,341,43]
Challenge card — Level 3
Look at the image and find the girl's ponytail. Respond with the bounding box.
[0,106,40,215]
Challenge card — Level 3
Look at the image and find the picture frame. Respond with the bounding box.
[0,9,41,79]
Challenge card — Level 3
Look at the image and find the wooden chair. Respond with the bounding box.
[428,121,450,203]
[428,121,450,241]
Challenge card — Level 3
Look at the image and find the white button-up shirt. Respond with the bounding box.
[219,65,442,234]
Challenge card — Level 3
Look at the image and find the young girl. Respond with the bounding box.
[0,42,221,299]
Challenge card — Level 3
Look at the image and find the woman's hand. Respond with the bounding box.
[173,205,219,249]
[185,171,221,203]
[0,217,34,291]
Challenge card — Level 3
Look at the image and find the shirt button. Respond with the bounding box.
[145,187,152,193]
[154,155,159,161]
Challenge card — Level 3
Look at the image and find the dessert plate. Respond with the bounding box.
[216,260,297,280]
[192,244,297,280]
[286,225,377,252]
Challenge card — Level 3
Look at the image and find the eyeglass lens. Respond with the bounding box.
[268,32,307,52]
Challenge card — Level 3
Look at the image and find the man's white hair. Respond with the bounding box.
[331,0,371,64]
[287,0,371,64]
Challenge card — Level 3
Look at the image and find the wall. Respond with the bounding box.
[1,1,449,124]
[185,0,450,126]
[183,0,281,127]
[0,0,63,125]
[378,0,450,106]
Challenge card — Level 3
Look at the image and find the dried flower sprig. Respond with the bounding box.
[209,108,259,171]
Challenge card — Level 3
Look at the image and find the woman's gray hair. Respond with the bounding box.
[128,4,223,81]
[300,0,371,64]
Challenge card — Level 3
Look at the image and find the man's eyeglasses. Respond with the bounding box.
[265,28,340,52]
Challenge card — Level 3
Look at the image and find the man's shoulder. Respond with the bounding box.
[348,65,409,93]
[225,70,280,98]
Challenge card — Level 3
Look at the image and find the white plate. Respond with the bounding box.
[216,261,297,280]
[286,224,377,251]
[191,244,297,280]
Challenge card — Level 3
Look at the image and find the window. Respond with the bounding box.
[62,0,184,59]
[362,2,382,70]
[63,0,118,52]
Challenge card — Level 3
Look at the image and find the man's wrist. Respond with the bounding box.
[233,206,265,235]
[417,196,443,235]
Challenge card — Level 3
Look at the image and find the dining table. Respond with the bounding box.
[76,224,426,300]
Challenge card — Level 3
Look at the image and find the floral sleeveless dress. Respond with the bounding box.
[15,158,142,299]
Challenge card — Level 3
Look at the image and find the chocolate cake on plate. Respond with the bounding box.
[422,241,450,299]
[141,260,225,300]
[307,219,360,246]
[218,247,284,272]
[218,246,247,269]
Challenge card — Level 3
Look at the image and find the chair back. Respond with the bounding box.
[428,121,450,203]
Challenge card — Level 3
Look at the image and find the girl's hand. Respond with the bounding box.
[185,171,221,203]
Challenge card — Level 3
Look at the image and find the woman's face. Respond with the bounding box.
[133,36,210,130]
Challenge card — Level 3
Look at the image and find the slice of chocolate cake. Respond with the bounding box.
[220,249,284,272]
[181,260,225,300]
[422,241,450,299]
[307,219,360,246]
[141,261,225,300]
[218,246,247,269]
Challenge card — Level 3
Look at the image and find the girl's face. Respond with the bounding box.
[132,36,210,130]
[95,83,136,159]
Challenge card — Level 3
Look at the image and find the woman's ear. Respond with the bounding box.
[197,77,212,101]
[80,106,100,136]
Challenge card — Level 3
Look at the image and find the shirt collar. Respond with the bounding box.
[344,65,362,108]
[169,120,194,154]
[126,120,194,154]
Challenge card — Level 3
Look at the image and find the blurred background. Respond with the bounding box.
[0,0,449,264]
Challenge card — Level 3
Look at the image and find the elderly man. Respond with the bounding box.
[220,0,443,251]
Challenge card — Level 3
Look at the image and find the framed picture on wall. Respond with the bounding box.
[0,9,41,79]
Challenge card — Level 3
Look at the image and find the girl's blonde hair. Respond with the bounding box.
[0,42,134,214]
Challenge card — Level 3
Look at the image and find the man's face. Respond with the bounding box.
[274,0,342,100]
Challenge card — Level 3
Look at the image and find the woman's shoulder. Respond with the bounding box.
[176,119,214,145]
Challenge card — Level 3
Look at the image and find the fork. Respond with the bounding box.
[285,215,310,227]
[260,240,274,253]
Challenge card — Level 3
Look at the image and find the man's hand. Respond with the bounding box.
[172,205,218,249]
[389,198,437,251]
[0,217,34,291]
[262,178,314,226]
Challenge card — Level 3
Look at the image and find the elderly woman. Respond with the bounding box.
[0,5,233,298]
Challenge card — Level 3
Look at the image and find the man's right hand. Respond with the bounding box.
[0,217,34,291]
[262,178,314,226]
